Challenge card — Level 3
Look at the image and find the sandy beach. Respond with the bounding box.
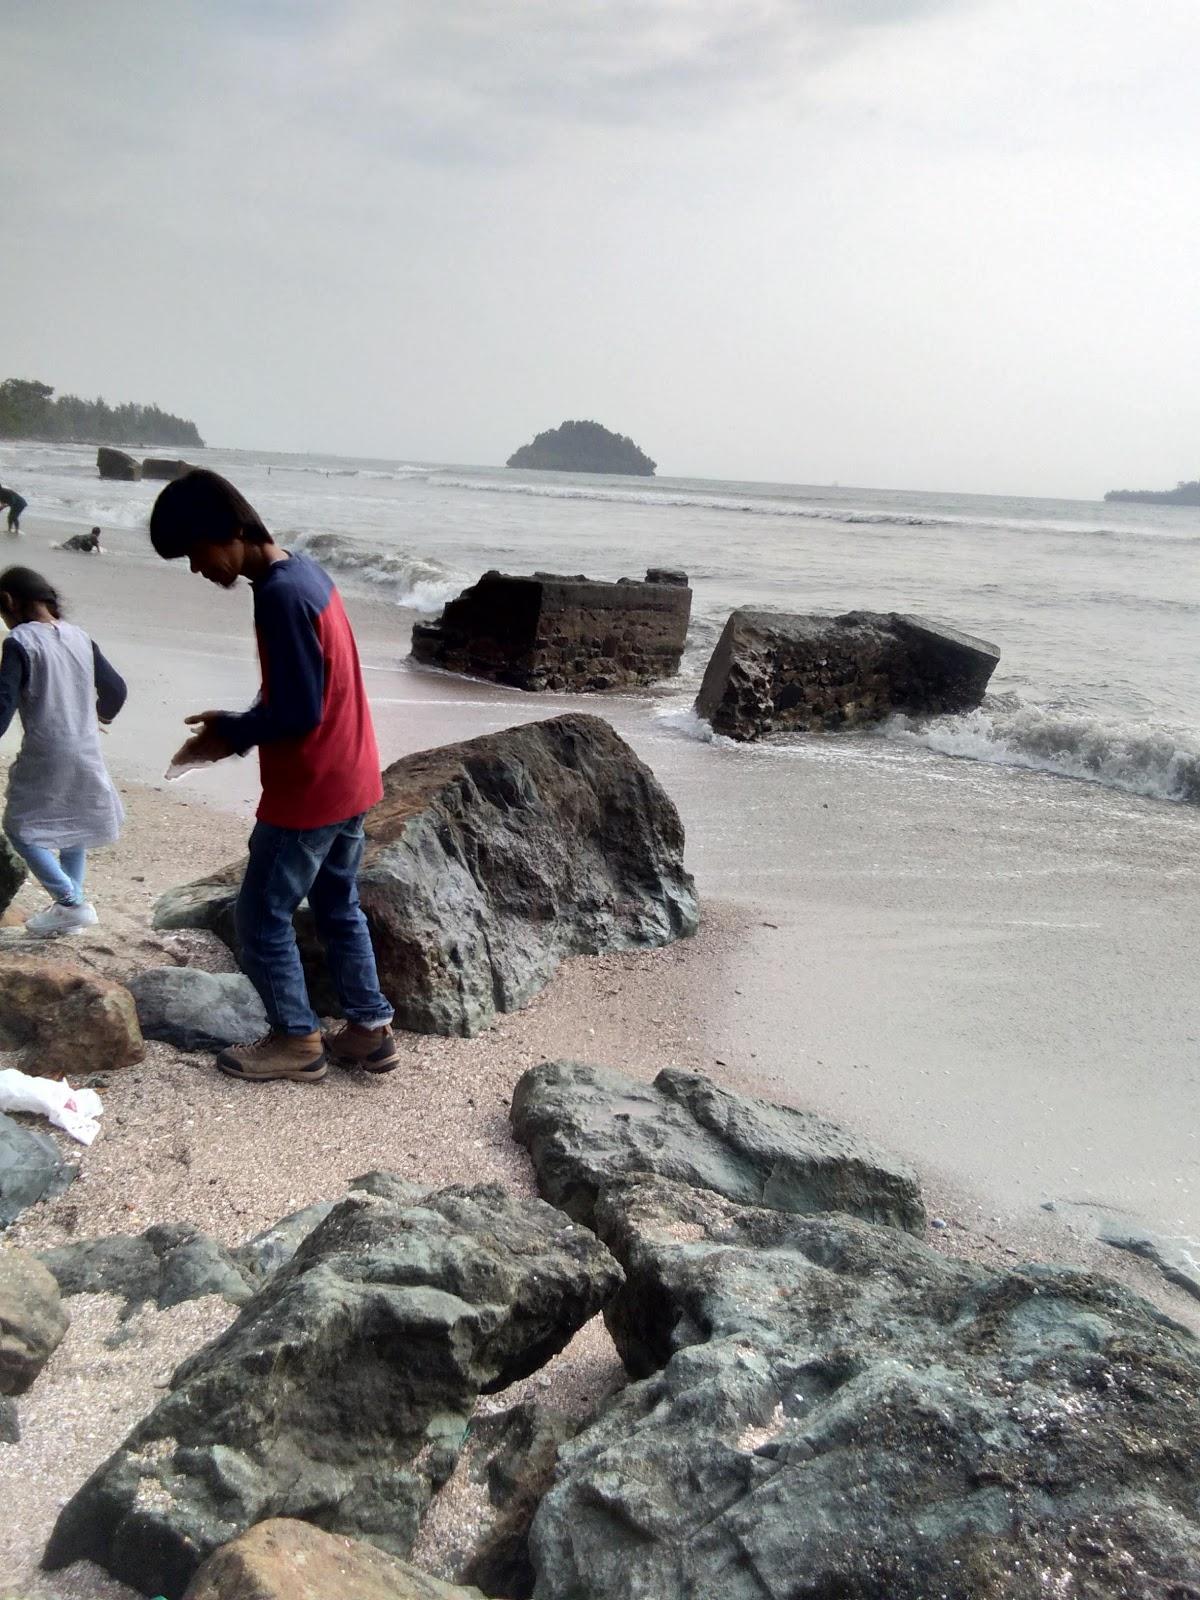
[2,512,1200,1595]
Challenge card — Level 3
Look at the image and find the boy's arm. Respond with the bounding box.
[92,641,128,723]
[211,585,325,754]
[0,635,26,739]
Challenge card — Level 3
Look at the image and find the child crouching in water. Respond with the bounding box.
[0,567,126,935]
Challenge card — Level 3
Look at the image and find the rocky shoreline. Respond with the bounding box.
[8,1056,1200,1598]
[3,717,1200,1596]
[0,534,1196,1596]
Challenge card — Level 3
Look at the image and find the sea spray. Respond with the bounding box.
[289,530,466,612]
[882,704,1200,805]
[655,698,1200,807]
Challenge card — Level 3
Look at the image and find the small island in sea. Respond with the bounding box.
[0,375,203,448]
[1104,478,1200,505]
[507,419,656,476]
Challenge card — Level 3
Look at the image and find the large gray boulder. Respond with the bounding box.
[126,966,268,1051]
[0,1246,68,1394]
[530,1174,1200,1599]
[511,1061,925,1234]
[696,608,1000,740]
[43,1184,622,1597]
[0,1111,76,1228]
[0,834,26,915]
[96,446,140,481]
[154,714,698,1035]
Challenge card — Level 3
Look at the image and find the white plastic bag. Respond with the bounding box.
[0,1067,104,1145]
[164,758,206,782]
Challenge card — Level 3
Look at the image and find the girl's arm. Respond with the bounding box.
[92,642,128,724]
[0,635,28,739]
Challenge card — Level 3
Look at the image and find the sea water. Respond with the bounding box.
[7,438,1200,1238]
[6,437,1198,808]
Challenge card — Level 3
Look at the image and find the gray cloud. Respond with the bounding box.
[3,0,973,198]
[5,0,1200,494]
[283,0,974,153]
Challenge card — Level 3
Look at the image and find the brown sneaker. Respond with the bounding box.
[323,1022,401,1075]
[216,1032,327,1083]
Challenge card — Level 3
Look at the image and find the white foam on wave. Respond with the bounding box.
[438,476,939,527]
[34,490,156,530]
[657,696,1200,806]
[264,463,432,481]
[290,530,465,612]
[653,705,725,744]
[882,704,1200,805]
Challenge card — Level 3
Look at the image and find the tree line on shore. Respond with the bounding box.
[1104,478,1200,505]
[0,378,204,448]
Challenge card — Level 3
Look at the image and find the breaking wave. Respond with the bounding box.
[31,490,157,530]
[883,705,1200,805]
[438,476,940,526]
[290,530,465,612]
[656,697,1200,806]
[263,463,435,481]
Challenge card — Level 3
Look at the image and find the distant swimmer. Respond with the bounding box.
[0,486,28,534]
[58,527,104,555]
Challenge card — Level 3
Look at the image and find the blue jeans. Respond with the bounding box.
[8,837,86,905]
[236,813,393,1037]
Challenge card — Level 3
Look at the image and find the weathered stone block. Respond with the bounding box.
[411,568,692,691]
[696,608,1000,740]
[142,456,193,480]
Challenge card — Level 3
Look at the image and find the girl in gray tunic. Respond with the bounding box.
[0,567,126,936]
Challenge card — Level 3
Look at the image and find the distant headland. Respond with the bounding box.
[1104,479,1200,506]
[507,420,656,476]
[0,376,204,448]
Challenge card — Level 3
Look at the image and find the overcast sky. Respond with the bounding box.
[4,0,1199,495]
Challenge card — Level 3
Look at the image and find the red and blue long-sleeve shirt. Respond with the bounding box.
[213,553,382,829]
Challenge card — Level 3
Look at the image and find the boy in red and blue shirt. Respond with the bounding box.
[151,468,398,1082]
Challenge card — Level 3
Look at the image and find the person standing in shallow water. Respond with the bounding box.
[149,467,400,1084]
[0,486,28,533]
[0,566,126,936]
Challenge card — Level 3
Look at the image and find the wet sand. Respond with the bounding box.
[2,513,1199,1594]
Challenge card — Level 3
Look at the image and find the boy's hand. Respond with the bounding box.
[172,711,233,767]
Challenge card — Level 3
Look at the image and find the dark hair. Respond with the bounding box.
[0,566,62,620]
[149,468,271,560]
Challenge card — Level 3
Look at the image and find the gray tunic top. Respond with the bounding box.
[0,621,125,849]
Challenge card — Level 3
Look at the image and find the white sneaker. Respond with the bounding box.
[25,901,99,937]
